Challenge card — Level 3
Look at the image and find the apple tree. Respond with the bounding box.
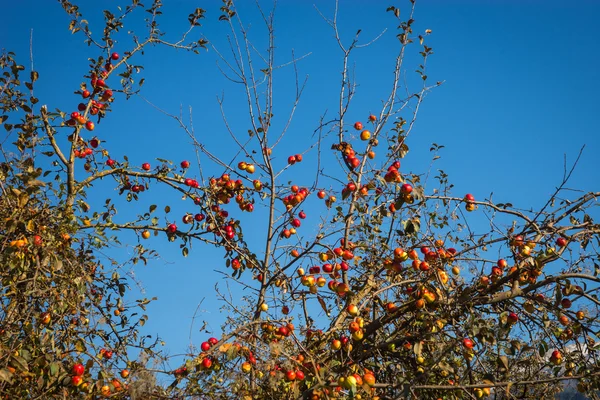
[1,1,599,400]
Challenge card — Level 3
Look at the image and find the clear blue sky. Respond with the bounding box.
[2,0,599,366]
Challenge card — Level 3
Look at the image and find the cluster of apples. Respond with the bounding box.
[384,160,402,184]
[66,53,120,168]
[281,185,310,211]
[208,172,253,213]
[260,322,295,343]
[70,361,128,397]
[287,154,303,165]
[281,209,306,239]
[463,193,476,211]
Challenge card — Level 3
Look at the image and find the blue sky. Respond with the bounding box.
[2,0,599,367]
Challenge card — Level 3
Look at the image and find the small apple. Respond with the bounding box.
[368,114,377,122]
[556,237,567,247]
[353,121,363,130]
[463,338,474,349]
[364,372,376,386]
[347,304,359,316]
[111,52,120,60]
[201,341,211,351]
[360,130,371,141]
[180,160,190,169]
[82,90,90,98]
[167,223,177,234]
[72,363,85,376]
[33,235,43,247]
[142,163,151,171]
[241,362,252,373]
[550,350,562,365]
[202,357,212,369]
[507,312,519,324]
[298,211,306,219]
[285,370,296,381]
[71,375,83,386]
[40,312,51,325]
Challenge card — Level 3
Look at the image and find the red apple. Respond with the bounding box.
[556,237,567,247]
[167,223,177,234]
[142,163,151,171]
[463,338,474,349]
[111,52,120,60]
[180,160,190,169]
[285,370,296,381]
[72,363,85,376]
[71,375,83,386]
[353,121,363,130]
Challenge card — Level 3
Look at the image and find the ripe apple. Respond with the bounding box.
[167,223,177,234]
[33,235,43,247]
[559,314,570,326]
[201,341,211,351]
[360,130,371,140]
[464,193,475,202]
[294,154,303,162]
[202,357,212,369]
[561,298,572,309]
[347,304,359,316]
[71,375,83,386]
[368,114,377,122]
[363,372,376,386]
[246,164,255,173]
[72,363,85,376]
[82,90,90,98]
[463,338,474,349]
[298,211,306,219]
[353,121,363,130]
[317,190,326,199]
[285,370,296,381]
[180,160,190,169]
[287,155,296,165]
[101,89,113,101]
[556,237,567,247]
[295,370,305,381]
[550,350,562,365]
[241,362,252,373]
[507,312,519,324]
[260,303,269,312]
[111,52,120,60]
[40,312,51,325]
[332,339,342,350]
[142,163,151,171]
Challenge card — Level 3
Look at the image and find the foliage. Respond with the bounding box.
[1,1,599,399]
